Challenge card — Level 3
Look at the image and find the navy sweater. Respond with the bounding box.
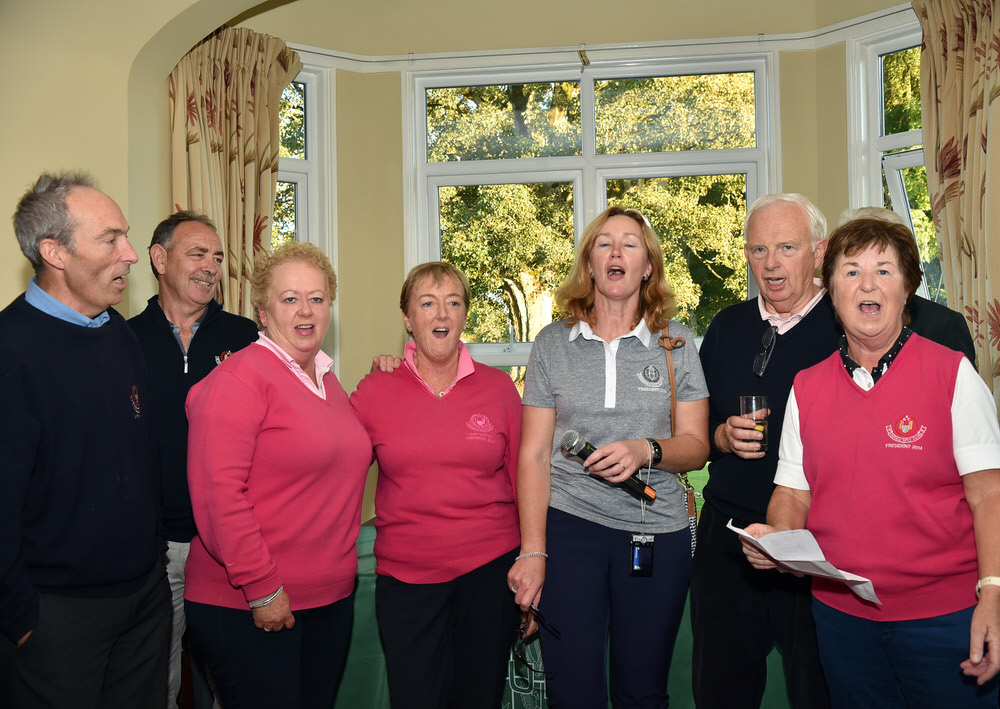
[698,296,841,523]
[0,297,161,643]
[129,296,258,542]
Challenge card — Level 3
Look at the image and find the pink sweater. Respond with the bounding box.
[350,348,521,584]
[184,343,371,610]
[793,336,975,621]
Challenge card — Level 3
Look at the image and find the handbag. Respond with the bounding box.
[658,327,699,557]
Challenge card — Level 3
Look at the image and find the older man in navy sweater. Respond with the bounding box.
[0,173,170,708]
[128,212,257,709]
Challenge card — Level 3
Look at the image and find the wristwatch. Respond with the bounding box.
[645,438,662,466]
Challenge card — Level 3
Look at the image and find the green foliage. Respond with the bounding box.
[596,73,755,153]
[279,82,305,159]
[271,181,296,250]
[427,82,581,161]
[440,182,575,343]
[882,47,921,136]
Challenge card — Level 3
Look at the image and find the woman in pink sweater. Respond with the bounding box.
[184,243,371,709]
[743,218,1000,708]
[351,262,521,709]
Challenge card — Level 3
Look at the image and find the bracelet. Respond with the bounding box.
[976,577,1000,598]
[249,585,284,609]
[516,552,548,561]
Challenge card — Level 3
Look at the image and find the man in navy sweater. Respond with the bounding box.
[128,212,257,709]
[692,193,835,709]
[0,173,170,707]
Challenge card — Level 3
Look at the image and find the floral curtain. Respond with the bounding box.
[912,0,1000,398]
[169,27,302,318]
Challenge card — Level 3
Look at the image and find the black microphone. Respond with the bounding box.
[560,430,656,503]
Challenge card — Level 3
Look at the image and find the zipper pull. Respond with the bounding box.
[184,354,189,374]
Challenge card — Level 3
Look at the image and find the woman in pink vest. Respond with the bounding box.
[742,217,1000,708]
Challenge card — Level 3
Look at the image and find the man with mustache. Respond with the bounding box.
[0,172,170,707]
[129,211,257,709]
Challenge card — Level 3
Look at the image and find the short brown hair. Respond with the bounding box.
[822,217,923,307]
[399,261,471,313]
[556,206,676,330]
[250,242,337,326]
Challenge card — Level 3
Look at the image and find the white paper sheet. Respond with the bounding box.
[727,519,881,605]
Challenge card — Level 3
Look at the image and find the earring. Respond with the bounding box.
[642,274,649,281]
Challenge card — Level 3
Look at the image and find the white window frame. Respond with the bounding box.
[846,9,923,209]
[847,9,938,300]
[408,54,775,365]
[275,63,340,366]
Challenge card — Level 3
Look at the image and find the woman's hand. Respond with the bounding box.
[370,354,402,373]
[508,555,545,616]
[740,523,780,570]
[583,439,650,483]
[252,589,295,633]
[962,586,1000,684]
[715,413,769,459]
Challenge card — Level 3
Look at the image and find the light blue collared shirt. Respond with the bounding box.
[24,276,110,327]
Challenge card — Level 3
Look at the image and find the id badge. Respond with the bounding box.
[630,534,654,577]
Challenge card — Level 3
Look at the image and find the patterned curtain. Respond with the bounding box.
[912,0,1000,397]
[169,27,302,318]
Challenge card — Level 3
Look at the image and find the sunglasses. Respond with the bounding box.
[752,325,778,377]
[512,605,561,675]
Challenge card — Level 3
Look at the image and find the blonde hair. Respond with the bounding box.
[250,242,337,326]
[556,206,676,330]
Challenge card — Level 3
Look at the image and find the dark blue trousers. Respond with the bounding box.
[538,507,691,709]
[11,563,170,709]
[375,549,519,709]
[185,592,354,709]
[813,599,999,709]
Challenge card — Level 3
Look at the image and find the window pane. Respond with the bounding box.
[596,73,755,154]
[272,181,297,249]
[885,164,945,304]
[438,182,575,344]
[426,83,581,162]
[881,46,921,136]
[606,174,748,335]
[279,81,306,159]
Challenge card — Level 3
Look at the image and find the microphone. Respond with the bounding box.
[560,430,656,503]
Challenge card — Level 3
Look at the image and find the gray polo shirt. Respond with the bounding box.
[523,318,708,533]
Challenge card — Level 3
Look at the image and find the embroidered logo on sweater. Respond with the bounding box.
[637,365,665,392]
[466,414,494,433]
[465,413,496,444]
[131,385,141,419]
[215,350,234,366]
[885,414,926,446]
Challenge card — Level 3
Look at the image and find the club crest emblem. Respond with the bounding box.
[886,414,926,444]
[467,413,494,433]
[215,350,234,366]
[637,365,663,389]
[131,385,141,418]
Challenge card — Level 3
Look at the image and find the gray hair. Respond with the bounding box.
[149,210,218,276]
[13,172,97,271]
[745,193,827,247]
[837,206,906,228]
